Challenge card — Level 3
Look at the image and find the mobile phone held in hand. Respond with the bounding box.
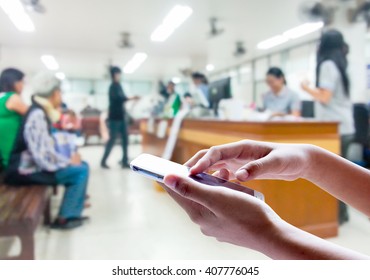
[130,153,264,201]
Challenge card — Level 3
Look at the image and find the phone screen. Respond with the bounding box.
[130,153,264,201]
[189,173,255,197]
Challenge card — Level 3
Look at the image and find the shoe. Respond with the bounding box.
[101,162,110,169]
[50,217,89,230]
[121,162,130,169]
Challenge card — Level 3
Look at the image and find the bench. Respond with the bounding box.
[0,183,51,260]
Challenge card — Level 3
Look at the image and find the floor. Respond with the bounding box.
[2,144,370,260]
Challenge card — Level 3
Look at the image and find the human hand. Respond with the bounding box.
[301,80,310,91]
[162,173,283,253]
[70,152,82,166]
[186,140,313,182]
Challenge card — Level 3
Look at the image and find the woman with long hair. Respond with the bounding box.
[301,29,355,224]
[302,29,354,154]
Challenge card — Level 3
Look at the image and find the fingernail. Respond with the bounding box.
[236,169,249,180]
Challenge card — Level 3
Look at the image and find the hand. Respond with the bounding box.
[131,96,140,101]
[186,140,313,182]
[301,80,310,92]
[70,152,82,166]
[162,173,283,253]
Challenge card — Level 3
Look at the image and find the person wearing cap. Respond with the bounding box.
[4,72,90,230]
[301,29,355,224]
[101,66,139,169]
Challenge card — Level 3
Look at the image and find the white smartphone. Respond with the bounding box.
[130,153,264,201]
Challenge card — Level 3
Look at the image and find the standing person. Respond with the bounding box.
[191,72,210,108]
[301,29,354,224]
[163,81,181,117]
[264,67,301,118]
[101,66,139,169]
[0,68,28,170]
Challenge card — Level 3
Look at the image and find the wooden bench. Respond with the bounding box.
[0,184,51,260]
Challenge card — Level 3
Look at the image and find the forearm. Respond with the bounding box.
[263,221,368,260]
[303,87,330,104]
[304,87,322,101]
[304,145,370,217]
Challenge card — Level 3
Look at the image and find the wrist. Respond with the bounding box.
[256,217,288,259]
[301,144,322,181]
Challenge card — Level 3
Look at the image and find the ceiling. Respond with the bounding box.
[0,0,309,79]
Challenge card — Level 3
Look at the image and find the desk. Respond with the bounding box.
[141,119,340,238]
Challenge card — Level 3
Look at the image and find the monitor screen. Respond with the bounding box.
[208,77,232,115]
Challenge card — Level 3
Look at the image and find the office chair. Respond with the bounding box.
[347,103,369,166]
[301,100,315,118]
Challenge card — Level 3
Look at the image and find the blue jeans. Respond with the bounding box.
[55,162,89,219]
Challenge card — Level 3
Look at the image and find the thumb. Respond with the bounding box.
[164,174,221,211]
[235,155,278,181]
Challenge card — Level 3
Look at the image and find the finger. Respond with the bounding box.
[163,174,223,213]
[213,168,230,181]
[189,142,246,175]
[159,183,213,222]
[235,153,280,181]
[184,149,208,167]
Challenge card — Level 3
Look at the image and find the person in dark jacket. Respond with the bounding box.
[101,66,139,169]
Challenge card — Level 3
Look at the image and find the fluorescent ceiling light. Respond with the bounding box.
[283,21,324,39]
[257,21,324,50]
[172,77,181,84]
[206,64,215,72]
[124,52,148,74]
[41,55,59,71]
[151,5,193,42]
[55,72,66,80]
[257,35,289,50]
[0,0,35,32]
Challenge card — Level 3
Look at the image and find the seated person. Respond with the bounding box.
[161,140,370,259]
[263,67,301,118]
[4,73,89,230]
[0,68,28,170]
[61,109,82,135]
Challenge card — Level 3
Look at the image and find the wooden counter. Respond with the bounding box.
[141,119,340,238]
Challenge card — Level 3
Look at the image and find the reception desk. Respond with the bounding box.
[141,119,340,238]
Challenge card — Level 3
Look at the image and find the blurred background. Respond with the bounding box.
[1,0,370,260]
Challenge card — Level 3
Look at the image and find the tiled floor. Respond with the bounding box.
[2,144,370,259]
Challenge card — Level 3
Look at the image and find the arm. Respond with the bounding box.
[291,93,301,117]
[162,173,368,259]
[305,145,370,217]
[109,84,139,103]
[24,109,70,172]
[186,140,370,217]
[301,60,338,105]
[301,83,332,104]
[291,110,301,117]
[6,94,28,115]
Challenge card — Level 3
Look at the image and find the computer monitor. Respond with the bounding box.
[209,77,232,116]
